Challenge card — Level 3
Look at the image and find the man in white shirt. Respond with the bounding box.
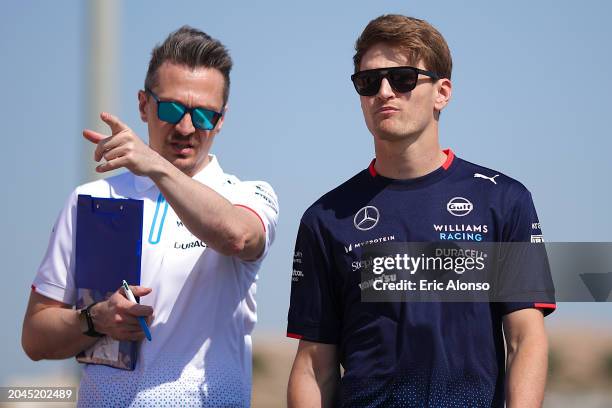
[22,26,278,407]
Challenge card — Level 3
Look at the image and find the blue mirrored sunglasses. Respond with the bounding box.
[145,88,222,131]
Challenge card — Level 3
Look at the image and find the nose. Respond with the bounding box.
[377,77,395,99]
[174,111,196,135]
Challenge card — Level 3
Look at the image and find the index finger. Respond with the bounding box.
[100,112,129,135]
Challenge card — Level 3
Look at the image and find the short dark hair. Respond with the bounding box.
[353,14,452,80]
[145,26,233,105]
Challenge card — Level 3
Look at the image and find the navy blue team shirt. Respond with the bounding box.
[287,149,556,407]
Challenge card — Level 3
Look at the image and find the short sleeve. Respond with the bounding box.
[497,187,556,316]
[286,220,341,344]
[31,190,78,305]
[232,181,279,261]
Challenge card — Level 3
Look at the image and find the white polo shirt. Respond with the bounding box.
[32,155,279,407]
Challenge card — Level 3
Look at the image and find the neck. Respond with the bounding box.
[373,126,446,180]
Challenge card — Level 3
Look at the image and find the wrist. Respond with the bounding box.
[147,150,172,180]
[79,302,104,337]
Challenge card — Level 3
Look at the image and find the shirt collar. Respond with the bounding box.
[133,154,224,193]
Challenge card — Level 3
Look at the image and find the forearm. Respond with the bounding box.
[288,359,339,407]
[85,113,265,259]
[22,306,97,361]
[149,159,258,257]
[505,335,548,407]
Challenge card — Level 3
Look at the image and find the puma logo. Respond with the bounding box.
[474,173,499,184]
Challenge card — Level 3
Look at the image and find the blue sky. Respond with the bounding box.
[1,0,611,383]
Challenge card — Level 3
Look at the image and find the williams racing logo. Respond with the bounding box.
[434,224,489,242]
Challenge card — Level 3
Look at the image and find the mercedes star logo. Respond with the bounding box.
[354,206,380,231]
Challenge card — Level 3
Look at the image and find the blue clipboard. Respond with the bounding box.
[74,194,144,370]
[75,195,143,292]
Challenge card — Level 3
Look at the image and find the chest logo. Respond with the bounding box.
[447,197,473,217]
[474,173,499,184]
[354,206,380,231]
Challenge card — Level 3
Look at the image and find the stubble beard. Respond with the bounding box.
[373,117,418,143]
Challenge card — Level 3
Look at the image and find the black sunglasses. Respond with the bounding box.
[350,66,440,96]
[145,88,223,131]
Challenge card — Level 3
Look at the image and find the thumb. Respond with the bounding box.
[100,112,129,135]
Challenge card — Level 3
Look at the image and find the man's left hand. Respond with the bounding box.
[83,112,162,176]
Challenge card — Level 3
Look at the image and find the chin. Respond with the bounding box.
[374,126,412,142]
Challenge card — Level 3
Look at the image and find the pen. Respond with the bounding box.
[122,280,152,341]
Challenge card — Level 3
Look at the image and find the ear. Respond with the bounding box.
[434,78,452,112]
[138,90,149,123]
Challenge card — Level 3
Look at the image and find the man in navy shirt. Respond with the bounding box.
[286,15,555,407]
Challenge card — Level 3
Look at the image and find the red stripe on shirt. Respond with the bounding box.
[368,148,455,176]
[534,303,556,310]
[441,148,455,170]
[368,159,377,177]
